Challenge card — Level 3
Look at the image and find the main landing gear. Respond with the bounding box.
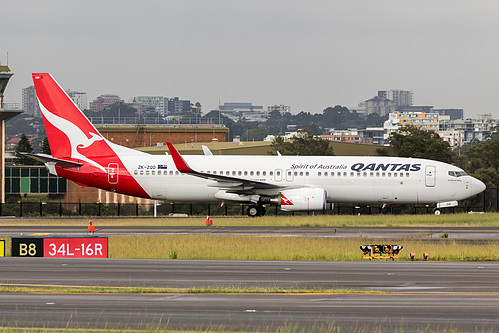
[247,205,266,217]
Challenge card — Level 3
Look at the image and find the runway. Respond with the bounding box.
[2,225,499,239]
[2,258,499,331]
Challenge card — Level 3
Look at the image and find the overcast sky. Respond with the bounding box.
[2,0,499,118]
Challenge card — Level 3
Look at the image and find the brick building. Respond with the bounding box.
[96,125,228,148]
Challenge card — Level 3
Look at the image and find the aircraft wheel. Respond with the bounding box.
[434,208,441,215]
[247,205,261,217]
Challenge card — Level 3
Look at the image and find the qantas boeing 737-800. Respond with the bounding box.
[28,73,486,216]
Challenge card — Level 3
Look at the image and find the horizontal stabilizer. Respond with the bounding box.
[22,153,83,168]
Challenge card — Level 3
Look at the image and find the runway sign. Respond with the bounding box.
[11,237,108,258]
[0,240,4,257]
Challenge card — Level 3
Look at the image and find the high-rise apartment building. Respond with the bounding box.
[22,85,41,117]
[378,90,413,107]
[67,90,88,110]
[133,96,168,114]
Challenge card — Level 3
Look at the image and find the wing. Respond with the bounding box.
[166,142,283,192]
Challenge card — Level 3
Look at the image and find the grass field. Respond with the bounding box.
[2,213,499,261]
[2,212,499,227]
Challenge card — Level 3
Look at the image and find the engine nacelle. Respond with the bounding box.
[280,188,327,211]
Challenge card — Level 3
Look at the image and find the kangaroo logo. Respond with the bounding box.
[280,194,294,206]
[39,102,106,172]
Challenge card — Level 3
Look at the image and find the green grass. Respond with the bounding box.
[109,235,499,261]
[2,212,499,227]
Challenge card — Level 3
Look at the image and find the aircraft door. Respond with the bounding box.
[275,169,283,182]
[108,163,119,185]
[285,169,294,182]
[425,165,436,187]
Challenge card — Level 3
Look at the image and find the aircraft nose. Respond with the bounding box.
[471,177,486,195]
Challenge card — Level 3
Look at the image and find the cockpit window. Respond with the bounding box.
[449,171,468,177]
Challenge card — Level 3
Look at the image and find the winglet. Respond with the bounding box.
[202,145,213,156]
[166,142,194,173]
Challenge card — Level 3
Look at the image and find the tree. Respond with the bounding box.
[15,133,36,165]
[389,126,454,163]
[41,136,51,155]
[462,136,499,187]
[269,129,334,156]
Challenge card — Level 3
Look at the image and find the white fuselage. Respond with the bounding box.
[116,153,483,205]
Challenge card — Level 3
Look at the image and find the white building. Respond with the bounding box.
[267,104,290,115]
[133,96,168,115]
[384,112,439,140]
[67,90,88,110]
[219,102,266,122]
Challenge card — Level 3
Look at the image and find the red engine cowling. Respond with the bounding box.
[280,188,327,211]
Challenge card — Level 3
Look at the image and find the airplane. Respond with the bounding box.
[28,73,486,217]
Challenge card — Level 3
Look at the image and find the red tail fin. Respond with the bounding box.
[32,73,112,164]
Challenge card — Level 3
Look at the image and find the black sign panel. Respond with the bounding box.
[11,237,44,257]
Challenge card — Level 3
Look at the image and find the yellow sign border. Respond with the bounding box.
[0,239,5,257]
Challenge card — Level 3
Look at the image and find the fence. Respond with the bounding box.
[1,188,496,217]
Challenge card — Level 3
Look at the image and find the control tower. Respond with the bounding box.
[0,65,23,203]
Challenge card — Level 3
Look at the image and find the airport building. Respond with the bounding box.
[0,64,23,203]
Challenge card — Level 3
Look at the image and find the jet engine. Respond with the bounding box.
[279,188,327,211]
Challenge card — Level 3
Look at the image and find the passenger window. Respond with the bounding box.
[232,171,236,176]
[152,171,155,175]
[146,171,150,175]
[176,171,179,175]
[256,171,260,176]
[370,172,373,177]
[134,170,138,175]
[363,172,367,177]
[318,172,322,176]
[350,172,354,177]
[306,172,309,176]
[140,170,144,175]
[376,172,380,177]
[406,173,410,177]
[382,172,386,177]
[294,171,298,176]
[357,172,361,177]
[244,171,248,176]
[269,171,273,176]
[343,172,347,177]
[250,171,254,176]
[238,171,242,176]
[300,171,303,176]
[324,172,328,176]
[263,171,266,176]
